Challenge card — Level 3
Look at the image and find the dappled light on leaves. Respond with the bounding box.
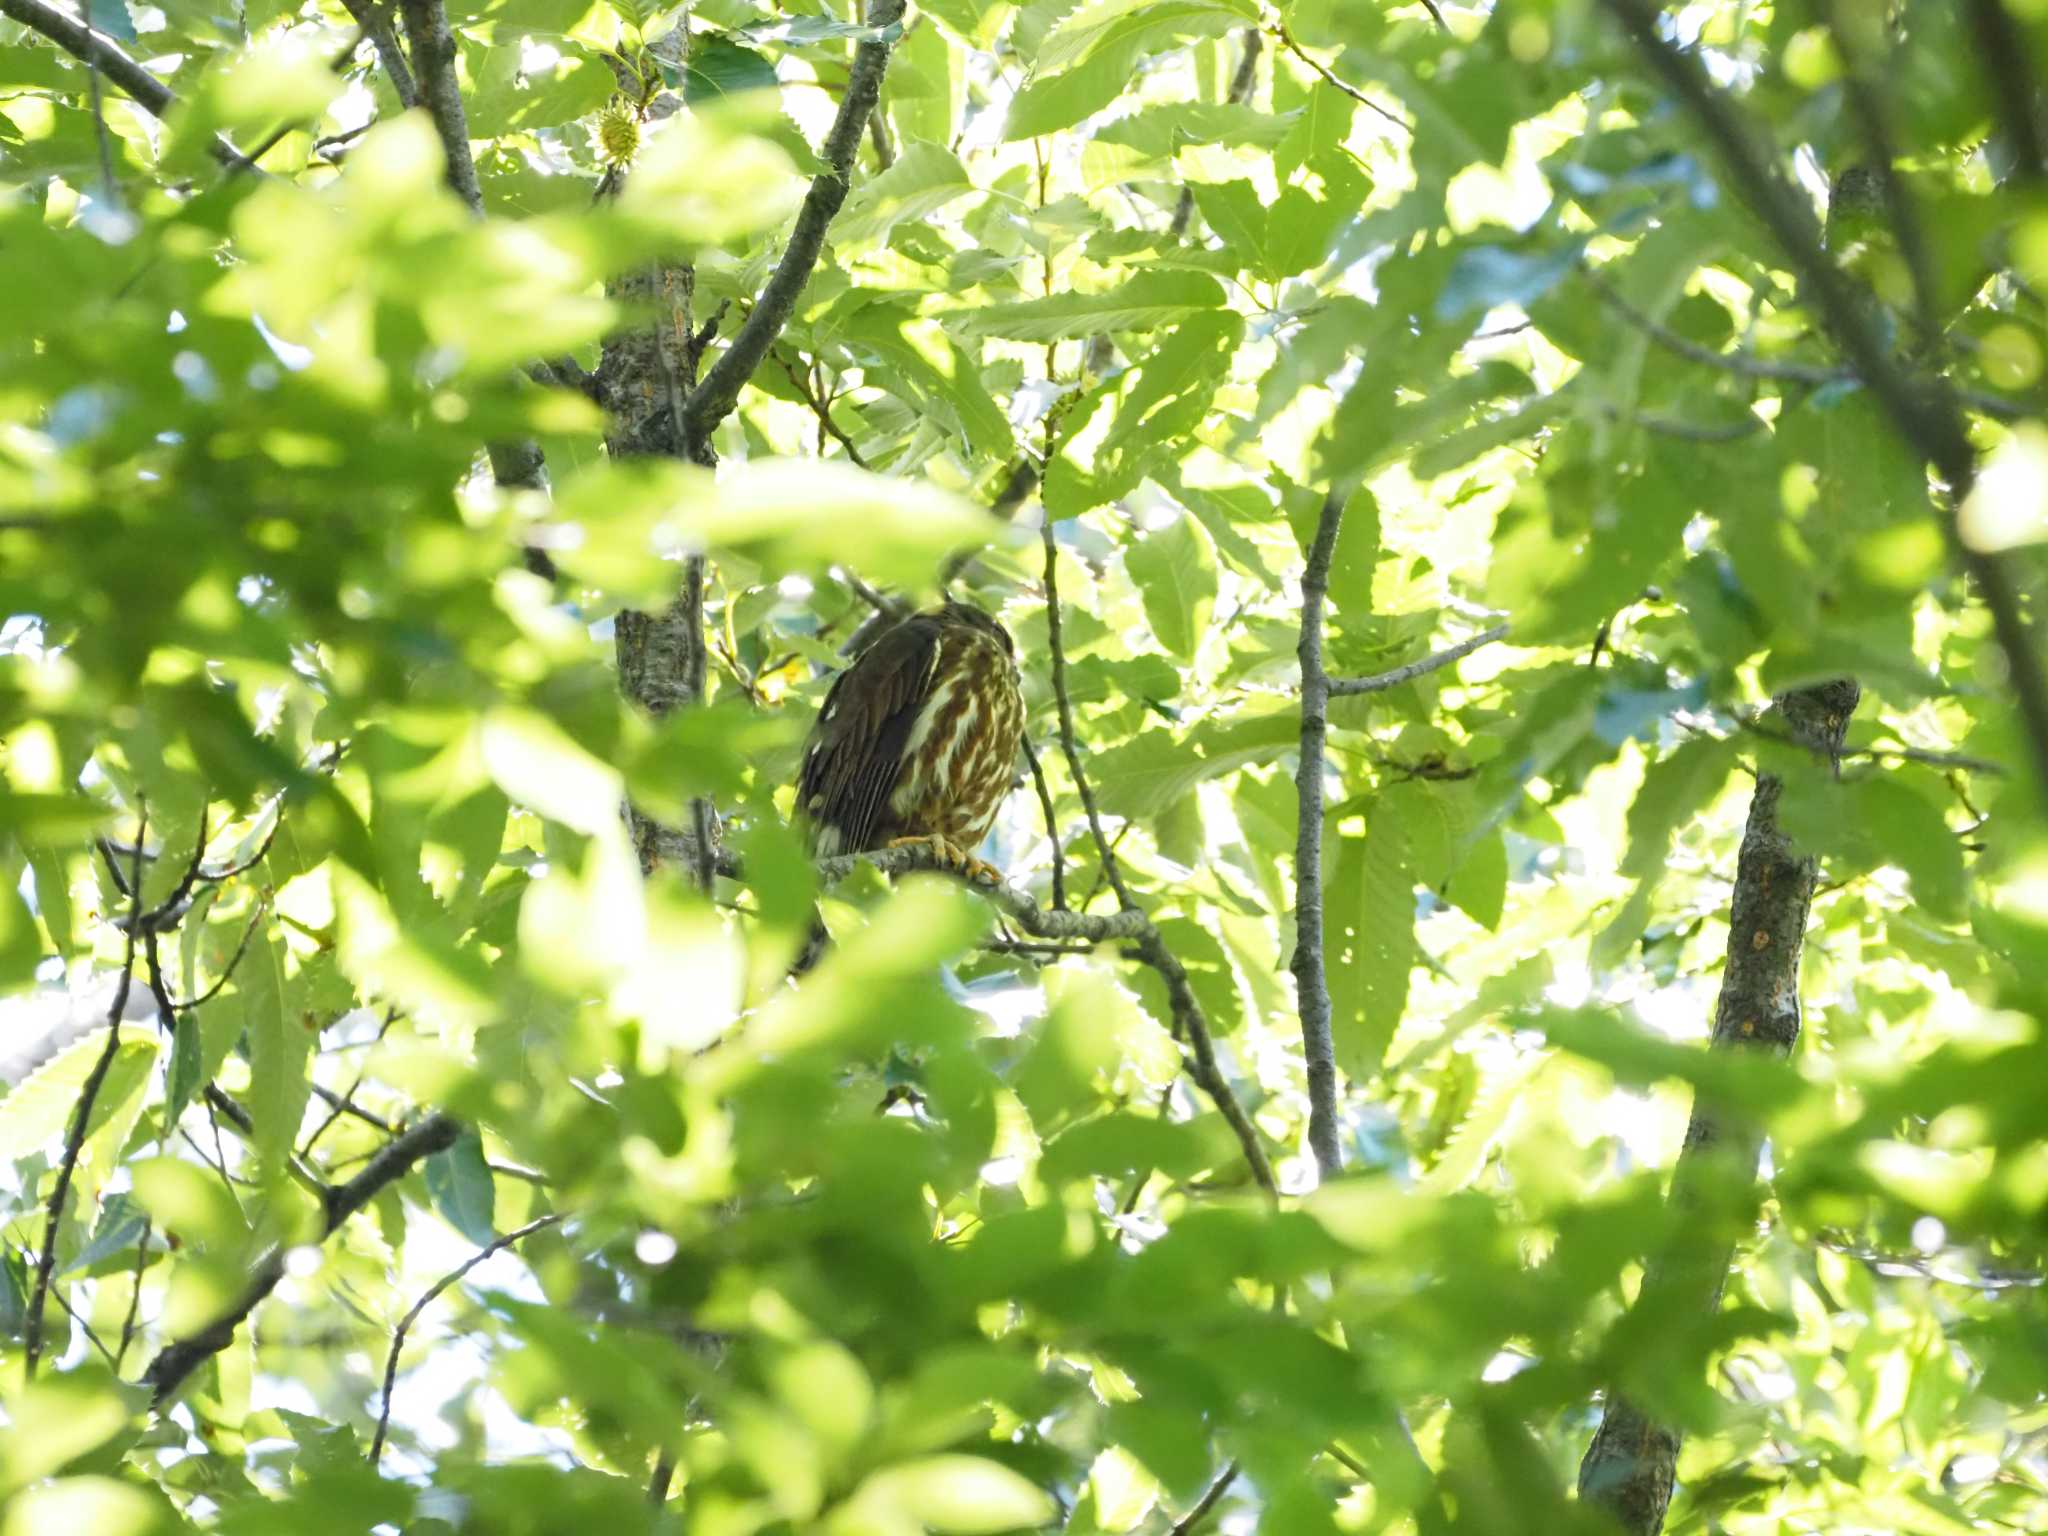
[2,0,2048,1531]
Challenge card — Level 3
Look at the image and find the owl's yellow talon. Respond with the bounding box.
[884,835,1002,887]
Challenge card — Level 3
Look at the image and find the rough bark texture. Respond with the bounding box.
[1290,490,1347,1182]
[1577,677,1860,1534]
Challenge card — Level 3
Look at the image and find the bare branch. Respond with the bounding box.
[649,1451,678,1506]
[369,1213,563,1462]
[813,841,1278,1195]
[1821,8,1939,342]
[1586,270,2029,421]
[0,0,255,169]
[1266,15,1409,130]
[395,0,482,213]
[1169,1462,1239,1536]
[341,0,419,108]
[1964,0,2046,185]
[143,1113,461,1407]
[1041,520,1137,912]
[683,0,908,443]
[24,818,146,1379]
[395,0,553,501]
[1022,734,1068,913]
[1577,679,1859,1535]
[1601,0,2048,801]
[1290,489,1347,1183]
[1171,29,1261,239]
[1327,625,1508,697]
[815,843,1148,942]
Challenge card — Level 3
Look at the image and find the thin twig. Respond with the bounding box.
[1602,0,2048,809]
[1041,521,1136,911]
[1327,625,1508,697]
[369,1213,564,1462]
[113,1219,151,1370]
[1267,15,1409,129]
[1736,717,2006,776]
[1821,2,1939,342]
[1291,491,1348,1182]
[810,842,1278,1195]
[1169,1462,1240,1536]
[24,815,146,1379]
[1964,0,2045,185]
[341,0,419,107]
[1587,269,2031,422]
[648,1450,678,1505]
[1021,735,1068,912]
[48,1281,116,1366]
[777,347,870,467]
[143,1114,462,1406]
[0,0,256,168]
[685,0,908,442]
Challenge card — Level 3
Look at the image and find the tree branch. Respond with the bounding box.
[813,842,1276,1194]
[1169,1461,1239,1536]
[0,0,255,169]
[1025,533,1275,1195]
[682,0,907,443]
[395,0,482,213]
[1964,0,2046,185]
[1576,679,1859,1535]
[1041,520,1137,912]
[395,0,553,501]
[1266,15,1408,130]
[1586,269,2027,421]
[142,1113,461,1407]
[369,1212,563,1462]
[1171,29,1261,238]
[1327,625,1508,697]
[1021,734,1067,913]
[341,0,419,108]
[1290,490,1347,1182]
[24,820,146,1379]
[1600,0,2048,802]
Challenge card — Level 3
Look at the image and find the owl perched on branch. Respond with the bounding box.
[795,601,1026,888]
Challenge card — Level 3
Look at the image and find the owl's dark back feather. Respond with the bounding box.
[797,611,947,857]
[794,603,1024,861]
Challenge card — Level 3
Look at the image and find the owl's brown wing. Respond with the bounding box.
[796,613,945,857]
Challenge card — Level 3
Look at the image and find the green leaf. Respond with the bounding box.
[948,271,1224,340]
[857,1455,1060,1533]
[0,1026,157,1165]
[85,0,136,43]
[683,35,780,102]
[1191,179,1266,271]
[835,142,977,245]
[1124,513,1216,662]
[1094,103,1301,161]
[1004,0,1254,139]
[1592,736,1740,970]
[1327,799,1414,1078]
[165,1011,202,1128]
[242,935,311,1186]
[57,1193,146,1277]
[553,456,998,594]
[0,876,37,989]
[1091,709,1299,820]
[425,1128,498,1245]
